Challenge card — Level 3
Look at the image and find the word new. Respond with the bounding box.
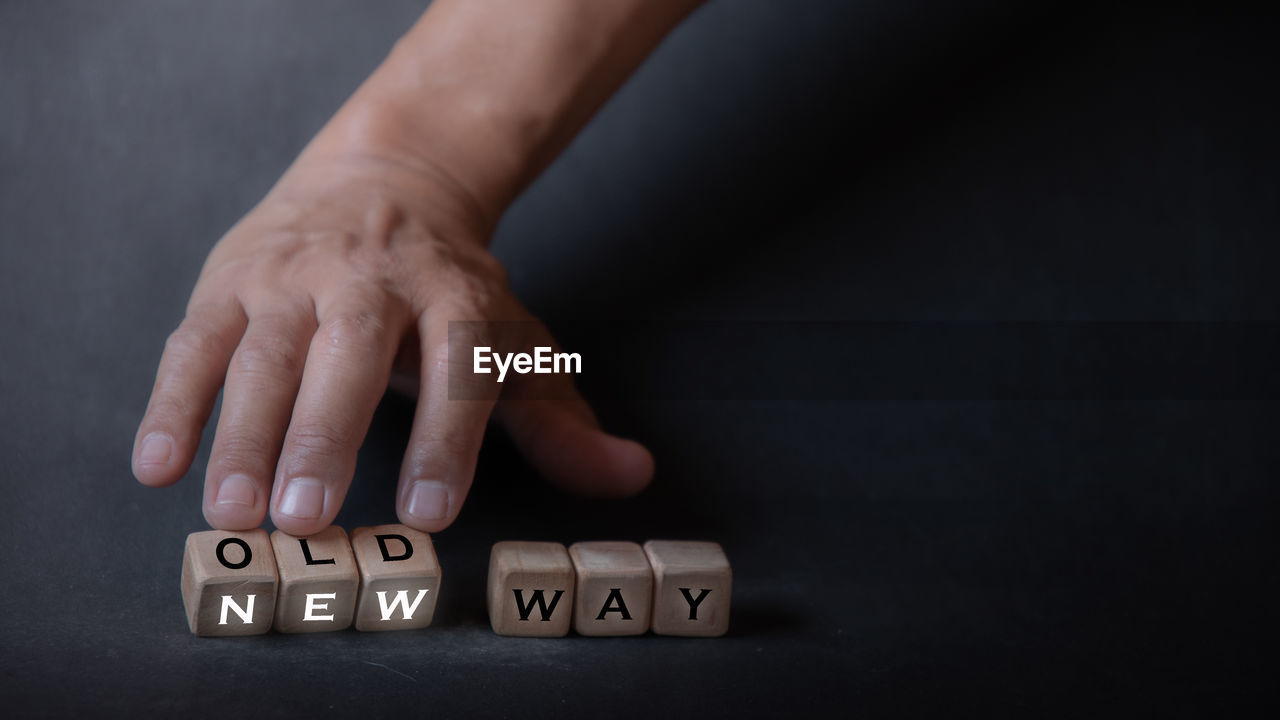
[181,525,440,636]
[182,526,730,638]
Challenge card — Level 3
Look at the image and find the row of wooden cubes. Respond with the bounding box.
[489,540,731,637]
[182,524,441,636]
[182,525,730,637]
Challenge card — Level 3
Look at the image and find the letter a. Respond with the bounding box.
[595,588,632,621]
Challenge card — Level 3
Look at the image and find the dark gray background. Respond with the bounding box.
[2,0,1277,716]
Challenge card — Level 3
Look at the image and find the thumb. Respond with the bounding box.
[494,325,653,498]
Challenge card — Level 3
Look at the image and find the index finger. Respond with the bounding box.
[132,300,247,487]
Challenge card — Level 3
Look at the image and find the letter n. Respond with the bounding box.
[218,594,256,625]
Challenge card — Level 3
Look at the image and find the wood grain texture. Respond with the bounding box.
[349,525,441,632]
[569,541,652,636]
[181,529,278,637]
[270,526,358,633]
[643,540,732,637]
[487,541,574,637]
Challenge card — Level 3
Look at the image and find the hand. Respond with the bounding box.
[131,148,653,536]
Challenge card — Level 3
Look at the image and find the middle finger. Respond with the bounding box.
[270,286,407,535]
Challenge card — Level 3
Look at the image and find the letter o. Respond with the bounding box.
[215,537,252,570]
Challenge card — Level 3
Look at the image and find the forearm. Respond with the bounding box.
[299,0,704,233]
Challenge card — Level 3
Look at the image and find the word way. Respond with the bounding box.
[181,528,730,638]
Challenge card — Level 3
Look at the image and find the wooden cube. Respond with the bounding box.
[181,529,278,637]
[349,525,441,631]
[487,541,575,637]
[643,540,732,637]
[568,541,652,636]
[269,526,359,633]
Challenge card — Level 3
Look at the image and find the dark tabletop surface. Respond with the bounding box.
[2,1,1277,716]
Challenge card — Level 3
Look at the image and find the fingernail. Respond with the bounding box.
[278,478,325,519]
[137,433,173,468]
[215,474,257,507]
[405,481,450,521]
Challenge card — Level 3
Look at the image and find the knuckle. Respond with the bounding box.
[211,431,274,468]
[288,420,350,458]
[460,250,509,291]
[147,392,197,423]
[411,427,477,478]
[426,338,453,378]
[422,252,511,315]
[232,333,306,379]
[316,310,387,349]
[438,280,501,321]
[442,319,498,373]
[163,323,223,362]
[429,427,475,459]
[432,292,473,321]
[480,253,511,291]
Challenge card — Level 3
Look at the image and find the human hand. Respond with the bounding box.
[131,147,653,536]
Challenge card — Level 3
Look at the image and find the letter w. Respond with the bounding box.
[376,589,429,621]
[512,589,564,621]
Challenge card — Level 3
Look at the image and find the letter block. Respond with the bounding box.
[181,529,278,637]
[487,541,575,637]
[350,525,441,631]
[270,527,359,633]
[568,541,652,636]
[643,540,732,637]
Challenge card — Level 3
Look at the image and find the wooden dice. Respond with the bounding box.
[181,529,278,637]
[350,525,442,631]
[181,524,440,635]
[569,541,652,636]
[183,528,730,638]
[270,526,358,633]
[487,541,576,637]
[487,539,730,637]
[645,540,732,637]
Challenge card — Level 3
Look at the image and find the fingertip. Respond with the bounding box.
[537,423,655,499]
[202,473,268,531]
[133,466,174,488]
[396,479,456,533]
[132,431,180,487]
[600,435,656,498]
[269,512,331,538]
[203,505,267,532]
[269,477,335,537]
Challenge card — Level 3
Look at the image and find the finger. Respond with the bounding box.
[202,306,314,530]
[270,288,406,536]
[133,301,246,487]
[396,310,497,532]
[495,323,654,499]
[387,329,422,398]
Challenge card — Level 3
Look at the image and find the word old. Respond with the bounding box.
[181,527,730,638]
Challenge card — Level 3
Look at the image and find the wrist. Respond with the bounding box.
[338,70,531,228]
[290,0,704,237]
[282,90,501,242]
